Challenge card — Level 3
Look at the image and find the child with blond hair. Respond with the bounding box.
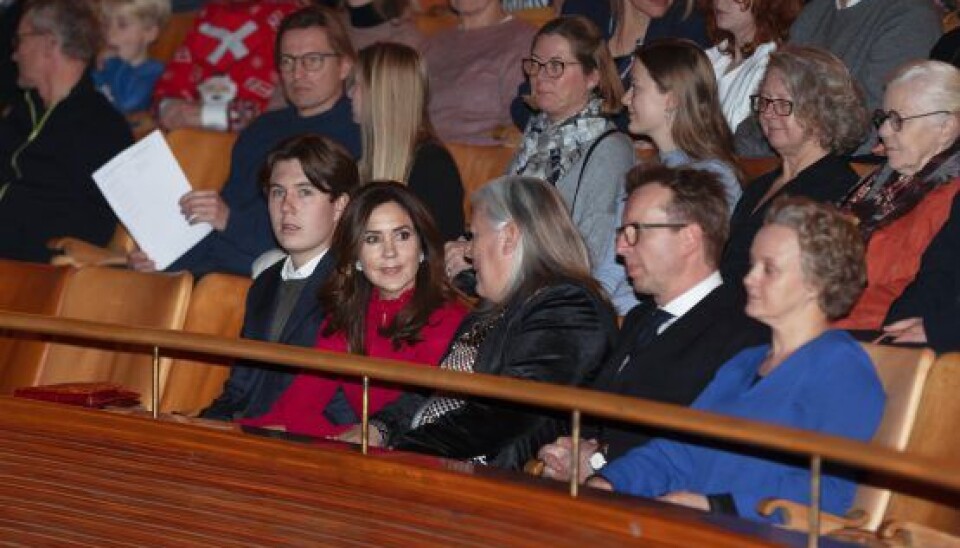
[93,0,170,113]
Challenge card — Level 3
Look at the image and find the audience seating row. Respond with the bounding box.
[1,254,959,538]
[0,260,250,415]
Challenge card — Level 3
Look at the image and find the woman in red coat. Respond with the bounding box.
[240,182,469,437]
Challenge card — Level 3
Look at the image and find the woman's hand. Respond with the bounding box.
[585,475,613,491]
[179,190,231,231]
[538,436,598,484]
[444,237,472,279]
[882,317,928,344]
[335,424,384,447]
[658,491,710,511]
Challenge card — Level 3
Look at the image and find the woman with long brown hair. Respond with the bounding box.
[239,182,469,437]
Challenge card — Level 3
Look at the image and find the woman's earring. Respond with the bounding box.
[355,260,363,272]
[419,252,425,263]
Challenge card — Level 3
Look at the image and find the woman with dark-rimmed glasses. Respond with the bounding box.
[720,45,868,283]
[836,59,960,353]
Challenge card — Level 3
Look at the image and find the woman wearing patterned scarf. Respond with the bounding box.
[341,177,617,470]
[836,60,960,352]
[510,16,637,313]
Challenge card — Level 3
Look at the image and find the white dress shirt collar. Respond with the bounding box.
[280,249,328,281]
[658,271,723,333]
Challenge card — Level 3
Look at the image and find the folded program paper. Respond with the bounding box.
[93,130,211,270]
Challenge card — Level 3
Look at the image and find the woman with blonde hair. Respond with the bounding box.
[624,38,742,210]
[349,42,464,240]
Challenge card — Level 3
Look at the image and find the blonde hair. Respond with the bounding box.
[100,0,171,29]
[356,42,434,183]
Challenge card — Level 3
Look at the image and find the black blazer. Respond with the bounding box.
[377,281,618,470]
[201,254,341,420]
[589,283,768,460]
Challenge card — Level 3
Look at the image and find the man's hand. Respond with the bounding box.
[128,250,157,272]
[179,190,230,231]
[444,237,472,279]
[335,424,384,447]
[538,436,599,484]
[882,317,928,344]
[658,491,710,511]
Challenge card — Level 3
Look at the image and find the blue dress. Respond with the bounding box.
[600,330,886,523]
[92,57,164,114]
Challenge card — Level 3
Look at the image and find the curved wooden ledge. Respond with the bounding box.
[0,396,823,546]
[0,311,958,500]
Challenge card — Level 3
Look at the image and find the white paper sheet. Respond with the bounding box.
[93,130,211,270]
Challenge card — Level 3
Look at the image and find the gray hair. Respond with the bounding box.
[887,59,960,114]
[765,45,869,155]
[25,0,101,63]
[470,176,598,307]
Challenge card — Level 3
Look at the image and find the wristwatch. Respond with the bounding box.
[589,450,607,472]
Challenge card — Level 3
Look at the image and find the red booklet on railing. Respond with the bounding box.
[14,383,140,408]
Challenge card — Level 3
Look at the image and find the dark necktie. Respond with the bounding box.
[617,308,674,375]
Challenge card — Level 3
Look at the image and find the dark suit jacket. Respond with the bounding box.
[589,283,768,460]
[201,254,353,421]
[377,281,618,470]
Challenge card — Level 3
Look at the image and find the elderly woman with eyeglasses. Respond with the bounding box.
[836,60,960,353]
[720,45,868,282]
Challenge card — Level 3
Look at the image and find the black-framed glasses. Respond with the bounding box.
[871,108,951,132]
[278,51,340,73]
[615,222,688,246]
[11,31,48,49]
[750,94,794,117]
[521,57,581,79]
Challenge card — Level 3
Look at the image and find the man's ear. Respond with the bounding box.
[331,194,349,223]
[500,220,520,257]
[144,23,161,45]
[338,56,354,84]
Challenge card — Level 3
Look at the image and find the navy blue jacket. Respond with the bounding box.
[168,97,361,277]
[200,253,354,423]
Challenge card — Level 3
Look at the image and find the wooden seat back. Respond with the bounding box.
[0,260,73,394]
[148,11,197,63]
[31,267,193,410]
[445,142,516,216]
[856,343,936,530]
[166,128,238,192]
[884,352,960,535]
[160,273,252,415]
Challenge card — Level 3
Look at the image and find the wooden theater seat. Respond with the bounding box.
[26,267,193,410]
[160,273,252,415]
[883,352,960,536]
[445,142,516,216]
[148,11,197,63]
[0,261,74,394]
[758,343,936,534]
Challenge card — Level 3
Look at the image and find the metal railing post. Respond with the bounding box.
[570,409,581,497]
[808,455,822,548]
[361,376,370,456]
[151,346,160,419]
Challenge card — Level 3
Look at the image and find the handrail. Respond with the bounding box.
[2,310,959,505]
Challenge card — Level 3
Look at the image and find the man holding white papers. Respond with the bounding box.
[129,6,361,276]
[0,0,132,263]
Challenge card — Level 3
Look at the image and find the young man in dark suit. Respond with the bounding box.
[539,166,768,481]
[201,134,359,422]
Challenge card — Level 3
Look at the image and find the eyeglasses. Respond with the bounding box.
[750,94,794,117]
[871,108,951,132]
[11,31,48,49]
[521,57,581,79]
[615,222,688,246]
[278,51,340,73]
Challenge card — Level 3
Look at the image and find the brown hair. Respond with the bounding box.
[533,16,624,116]
[25,0,101,63]
[625,164,730,267]
[764,197,866,320]
[634,39,741,180]
[764,45,868,154]
[275,5,356,66]
[319,181,458,353]
[259,134,359,200]
[705,0,800,58]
